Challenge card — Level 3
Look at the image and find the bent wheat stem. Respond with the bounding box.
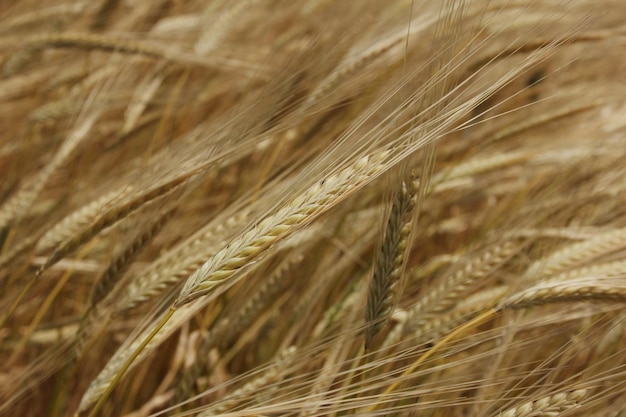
[82,306,177,417]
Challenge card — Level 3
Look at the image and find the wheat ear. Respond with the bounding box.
[376,276,624,410]
[88,204,177,309]
[112,210,250,313]
[384,241,517,348]
[426,241,518,315]
[77,153,386,414]
[36,188,133,253]
[526,227,626,278]
[499,389,587,417]
[365,175,416,350]
[500,278,626,310]
[175,152,387,307]
[38,175,187,275]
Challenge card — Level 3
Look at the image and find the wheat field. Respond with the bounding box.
[1,0,625,416]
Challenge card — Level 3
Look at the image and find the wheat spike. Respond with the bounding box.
[36,188,133,253]
[88,204,177,309]
[38,175,188,275]
[501,278,626,310]
[499,389,587,417]
[405,242,516,330]
[365,175,416,350]
[175,152,388,307]
[113,210,250,313]
[527,227,626,278]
